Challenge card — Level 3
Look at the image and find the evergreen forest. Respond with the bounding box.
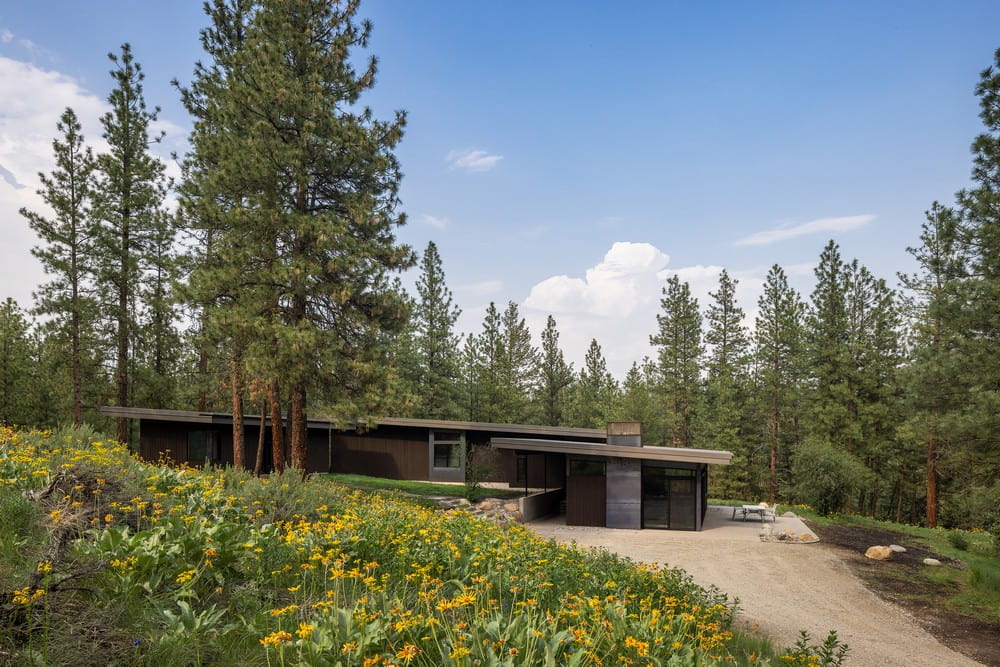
[3,1,999,534]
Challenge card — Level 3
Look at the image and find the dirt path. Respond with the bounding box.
[527,508,982,667]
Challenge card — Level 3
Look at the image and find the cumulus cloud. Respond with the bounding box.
[446,148,503,172]
[523,242,673,377]
[521,242,780,378]
[0,55,188,309]
[734,214,875,246]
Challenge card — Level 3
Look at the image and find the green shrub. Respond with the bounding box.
[947,530,970,551]
[791,438,871,515]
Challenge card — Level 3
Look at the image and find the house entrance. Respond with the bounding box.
[641,465,696,530]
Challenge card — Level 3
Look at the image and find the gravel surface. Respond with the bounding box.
[527,507,982,667]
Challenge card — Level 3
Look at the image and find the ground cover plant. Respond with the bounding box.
[1,427,846,665]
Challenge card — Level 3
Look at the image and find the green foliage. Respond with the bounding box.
[781,630,849,667]
[947,530,970,551]
[3,427,762,664]
[534,315,574,426]
[791,438,871,515]
[410,241,463,420]
[567,338,618,429]
[651,275,703,447]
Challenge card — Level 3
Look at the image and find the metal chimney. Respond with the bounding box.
[607,421,642,447]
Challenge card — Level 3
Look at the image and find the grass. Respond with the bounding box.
[5,426,855,665]
[320,472,524,500]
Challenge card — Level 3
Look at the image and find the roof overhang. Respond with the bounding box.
[491,437,732,466]
[98,406,606,441]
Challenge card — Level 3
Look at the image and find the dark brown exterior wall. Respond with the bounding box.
[330,425,428,479]
[566,474,606,526]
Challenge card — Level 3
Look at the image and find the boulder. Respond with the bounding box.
[800,533,816,542]
[865,545,893,561]
[923,558,942,566]
[504,501,520,513]
[889,544,907,553]
[477,500,495,511]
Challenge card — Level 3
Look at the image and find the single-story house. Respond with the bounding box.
[101,407,731,531]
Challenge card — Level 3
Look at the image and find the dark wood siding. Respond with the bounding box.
[566,474,605,526]
[331,425,428,479]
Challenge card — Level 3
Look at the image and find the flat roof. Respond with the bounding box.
[99,406,606,441]
[491,437,733,466]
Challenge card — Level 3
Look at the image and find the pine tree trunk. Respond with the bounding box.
[254,399,266,476]
[231,356,245,470]
[269,379,284,474]
[116,222,130,446]
[197,343,208,412]
[927,418,938,528]
[290,381,307,473]
[71,271,82,427]
[769,393,778,504]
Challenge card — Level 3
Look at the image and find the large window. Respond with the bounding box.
[432,431,463,469]
[188,430,219,463]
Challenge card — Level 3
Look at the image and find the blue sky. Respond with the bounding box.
[1,1,998,376]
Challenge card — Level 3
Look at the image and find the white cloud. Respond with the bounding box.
[418,214,449,230]
[523,242,672,377]
[734,214,876,246]
[522,243,781,378]
[0,56,111,309]
[446,148,503,172]
[0,28,13,43]
[0,56,189,308]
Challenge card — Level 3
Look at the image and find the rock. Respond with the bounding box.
[477,500,495,511]
[504,501,520,512]
[923,558,942,566]
[781,528,797,537]
[889,544,907,553]
[457,498,471,506]
[782,511,797,518]
[800,533,816,542]
[865,545,893,561]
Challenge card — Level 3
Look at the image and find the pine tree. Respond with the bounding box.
[179,0,414,469]
[615,359,657,431]
[93,44,170,445]
[899,205,965,527]
[464,303,505,422]
[20,107,99,426]
[650,275,703,447]
[754,265,805,504]
[0,299,34,425]
[943,49,1000,522]
[534,315,574,426]
[500,302,538,423]
[412,241,462,419]
[702,270,751,498]
[805,241,854,452]
[568,339,618,429]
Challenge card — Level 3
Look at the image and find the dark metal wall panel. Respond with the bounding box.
[606,458,642,529]
[566,475,605,526]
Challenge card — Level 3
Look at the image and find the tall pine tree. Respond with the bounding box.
[534,315,574,426]
[650,275,703,447]
[412,241,462,419]
[20,107,98,426]
[93,44,170,445]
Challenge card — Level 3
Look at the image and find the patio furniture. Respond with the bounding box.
[731,503,776,522]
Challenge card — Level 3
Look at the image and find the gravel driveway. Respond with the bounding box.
[527,506,981,667]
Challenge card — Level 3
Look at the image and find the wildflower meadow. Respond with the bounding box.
[0,427,840,665]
